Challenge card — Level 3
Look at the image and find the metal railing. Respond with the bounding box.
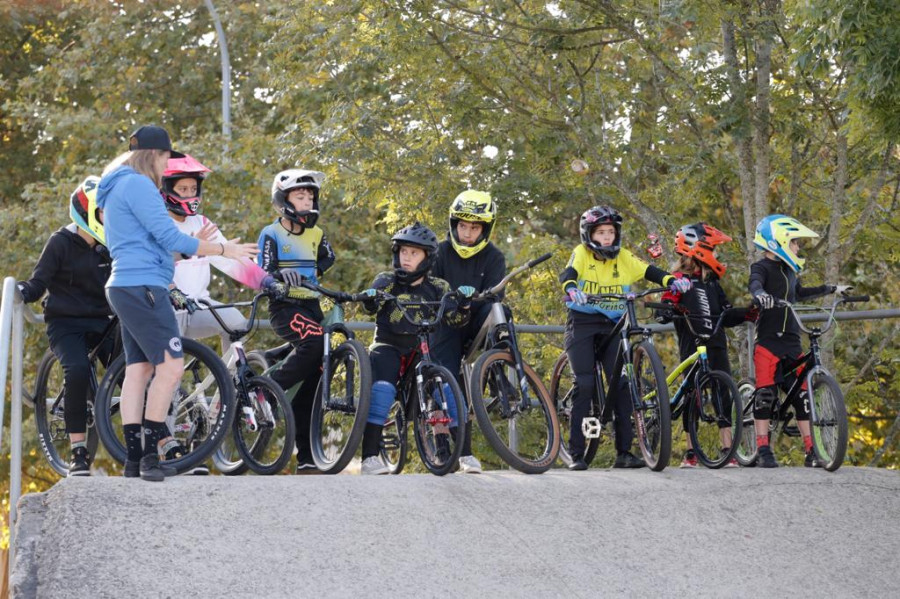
[2,274,898,581]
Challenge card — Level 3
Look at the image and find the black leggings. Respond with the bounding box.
[46,317,115,435]
[565,323,632,456]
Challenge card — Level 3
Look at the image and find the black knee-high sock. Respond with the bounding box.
[461,424,473,456]
[124,423,143,462]
[362,423,382,459]
[141,419,169,457]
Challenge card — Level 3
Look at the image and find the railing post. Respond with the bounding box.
[0,278,15,456]
[8,298,25,563]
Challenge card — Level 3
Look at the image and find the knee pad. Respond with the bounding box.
[441,383,460,428]
[753,386,777,420]
[367,380,397,425]
[794,390,811,422]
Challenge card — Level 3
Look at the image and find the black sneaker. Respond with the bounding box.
[295,462,321,475]
[568,455,588,471]
[804,451,824,468]
[757,446,778,468]
[187,463,210,475]
[68,447,91,477]
[125,457,178,479]
[613,452,646,469]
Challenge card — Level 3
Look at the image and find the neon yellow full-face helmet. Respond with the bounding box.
[753,214,819,273]
[70,175,105,246]
[448,190,497,259]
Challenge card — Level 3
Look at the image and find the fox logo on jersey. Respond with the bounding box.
[289,313,323,339]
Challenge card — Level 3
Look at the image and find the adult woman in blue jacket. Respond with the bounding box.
[97,125,258,481]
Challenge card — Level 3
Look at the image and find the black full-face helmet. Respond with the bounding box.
[391,221,438,284]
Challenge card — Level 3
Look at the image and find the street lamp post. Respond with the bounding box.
[204,0,232,143]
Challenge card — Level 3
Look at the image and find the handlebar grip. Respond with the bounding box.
[842,295,869,303]
[527,253,553,268]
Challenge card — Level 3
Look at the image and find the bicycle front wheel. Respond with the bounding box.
[809,372,848,471]
[381,399,407,474]
[233,375,295,475]
[33,350,100,477]
[631,341,671,471]
[214,350,270,475]
[95,338,235,474]
[310,339,372,474]
[549,351,600,467]
[735,379,757,467]
[412,364,465,476]
[470,349,559,473]
[687,370,742,468]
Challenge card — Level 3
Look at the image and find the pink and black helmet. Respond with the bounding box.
[162,154,211,216]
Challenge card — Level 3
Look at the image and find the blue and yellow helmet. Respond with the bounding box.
[753,214,818,273]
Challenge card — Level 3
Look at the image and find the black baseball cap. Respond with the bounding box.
[128,125,185,158]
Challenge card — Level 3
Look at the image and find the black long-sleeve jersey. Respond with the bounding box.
[364,271,469,350]
[19,225,112,321]
[432,239,506,311]
[748,257,831,350]
[656,273,747,360]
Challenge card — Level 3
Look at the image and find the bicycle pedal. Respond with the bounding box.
[582,417,602,439]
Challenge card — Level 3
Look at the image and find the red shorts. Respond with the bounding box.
[753,344,807,390]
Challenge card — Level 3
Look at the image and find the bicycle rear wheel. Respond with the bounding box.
[631,341,671,471]
[232,375,294,475]
[470,349,559,473]
[412,364,465,476]
[735,379,758,466]
[309,339,371,473]
[549,351,600,467]
[809,372,848,471]
[381,399,408,474]
[687,370,742,468]
[33,350,100,477]
[214,350,270,475]
[95,338,235,474]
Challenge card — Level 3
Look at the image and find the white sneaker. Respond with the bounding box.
[361,456,389,475]
[458,455,482,474]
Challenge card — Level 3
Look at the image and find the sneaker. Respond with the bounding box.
[458,455,482,474]
[361,456,389,475]
[568,456,588,471]
[680,451,698,469]
[295,462,321,475]
[804,451,824,468]
[723,457,740,468]
[125,458,177,479]
[138,454,177,482]
[613,452,646,469]
[68,447,91,477]
[757,446,778,468]
[186,463,210,476]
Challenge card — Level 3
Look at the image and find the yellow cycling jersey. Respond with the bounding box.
[561,245,663,318]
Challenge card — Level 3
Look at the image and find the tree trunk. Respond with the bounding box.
[753,14,773,225]
[721,17,756,251]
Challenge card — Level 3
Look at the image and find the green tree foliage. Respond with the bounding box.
[0,1,897,532]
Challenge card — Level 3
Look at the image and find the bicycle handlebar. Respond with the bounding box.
[476,252,553,300]
[644,301,744,341]
[299,280,377,304]
[584,287,669,302]
[374,290,461,329]
[773,293,869,335]
[197,293,265,339]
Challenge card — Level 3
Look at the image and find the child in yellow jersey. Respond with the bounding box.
[559,205,691,471]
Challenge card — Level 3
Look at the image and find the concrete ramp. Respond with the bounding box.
[11,467,900,598]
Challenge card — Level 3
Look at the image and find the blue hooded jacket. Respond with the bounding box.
[97,165,199,288]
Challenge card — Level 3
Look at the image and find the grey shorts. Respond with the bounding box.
[106,286,184,366]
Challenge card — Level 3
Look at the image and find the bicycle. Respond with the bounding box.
[375,290,468,476]
[31,316,120,477]
[735,293,868,471]
[549,288,671,470]
[245,281,374,474]
[197,292,296,475]
[642,302,743,468]
[464,253,560,474]
[94,328,237,475]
